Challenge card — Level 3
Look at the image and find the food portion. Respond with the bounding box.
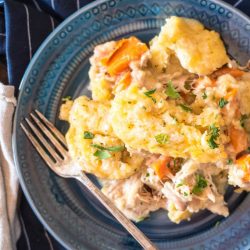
[150,16,229,75]
[61,96,144,179]
[60,16,250,223]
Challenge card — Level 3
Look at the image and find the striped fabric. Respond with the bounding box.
[1,0,93,86]
[0,0,249,249]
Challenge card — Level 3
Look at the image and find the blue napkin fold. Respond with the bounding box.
[2,0,93,87]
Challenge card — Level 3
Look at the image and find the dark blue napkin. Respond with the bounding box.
[2,0,94,87]
[1,0,250,249]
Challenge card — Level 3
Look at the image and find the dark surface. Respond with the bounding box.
[0,0,250,249]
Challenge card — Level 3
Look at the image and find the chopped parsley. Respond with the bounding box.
[93,150,111,160]
[183,192,188,196]
[62,96,72,102]
[207,124,220,149]
[227,158,233,165]
[202,91,207,99]
[155,134,169,144]
[176,182,183,188]
[240,114,250,128]
[165,81,180,99]
[91,144,125,160]
[91,144,125,152]
[218,98,229,108]
[146,173,150,177]
[83,131,94,139]
[179,103,192,112]
[106,145,125,152]
[144,89,156,103]
[192,174,207,195]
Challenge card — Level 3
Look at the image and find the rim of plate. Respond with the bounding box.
[13,0,250,249]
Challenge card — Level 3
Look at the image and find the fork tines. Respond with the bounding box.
[21,110,68,167]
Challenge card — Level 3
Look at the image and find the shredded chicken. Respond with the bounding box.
[102,172,166,221]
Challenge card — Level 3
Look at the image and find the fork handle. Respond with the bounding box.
[77,172,158,250]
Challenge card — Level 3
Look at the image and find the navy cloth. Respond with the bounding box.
[0,0,250,249]
[2,0,93,86]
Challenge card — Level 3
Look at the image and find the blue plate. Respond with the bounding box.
[13,0,250,249]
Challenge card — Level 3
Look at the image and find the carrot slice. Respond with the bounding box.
[106,37,148,76]
[113,71,132,93]
[229,125,248,154]
[225,88,238,101]
[211,67,245,79]
[117,71,132,87]
[236,154,250,182]
[100,39,126,66]
[227,68,245,78]
[152,156,173,180]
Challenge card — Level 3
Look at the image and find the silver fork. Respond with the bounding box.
[21,110,158,250]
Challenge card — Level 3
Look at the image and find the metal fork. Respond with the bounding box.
[21,110,158,250]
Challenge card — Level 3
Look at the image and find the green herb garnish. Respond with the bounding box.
[183,192,188,196]
[165,81,180,99]
[91,144,125,152]
[240,114,250,128]
[93,150,111,160]
[62,96,72,102]
[176,183,183,188]
[218,98,228,108]
[155,134,169,144]
[202,92,207,99]
[144,89,156,103]
[91,144,125,160]
[106,146,125,152]
[146,173,150,177]
[179,103,192,112]
[83,131,94,139]
[192,174,207,195]
[207,124,220,149]
[227,158,233,165]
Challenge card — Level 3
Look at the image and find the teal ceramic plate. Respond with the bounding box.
[13,0,250,249]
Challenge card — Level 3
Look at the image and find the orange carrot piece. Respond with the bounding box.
[225,88,238,101]
[229,126,248,154]
[117,71,132,87]
[236,154,250,182]
[152,157,173,180]
[227,68,245,78]
[211,67,245,79]
[106,37,148,76]
[113,71,132,92]
[236,154,250,166]
[100,39,126,66]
